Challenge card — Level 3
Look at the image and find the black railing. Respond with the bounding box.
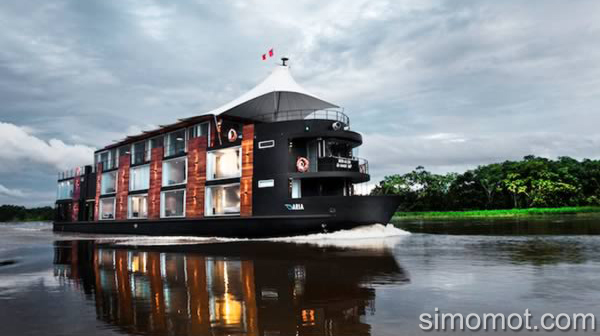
[311,156,369,174]
[254,109,350,126]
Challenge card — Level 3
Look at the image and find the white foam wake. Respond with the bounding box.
[265,224,410,248]
[268,223,408,241]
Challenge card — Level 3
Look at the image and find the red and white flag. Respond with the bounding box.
[262,48,274,60]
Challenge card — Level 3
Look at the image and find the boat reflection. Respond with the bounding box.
[53,240,408,336]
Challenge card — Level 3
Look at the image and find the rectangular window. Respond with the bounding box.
[99,197,116,220]
[151,136,163,149]
[258,140,275,149]
[162,157,187,186]
[56,180,74,200]
[98,151,111,170]
[110,148,118,168]
[258,179,274,188]
[132,141,147,165]
[161,189,185,218]
[205,184,240,216]
[291,179,301,199]
[101,171,117,195]
[207,147,241,180]
[130,165,150,191]
[128,195,148,219]
[187,122,210,140]
[164,129,186,157]
[118,144,131,158]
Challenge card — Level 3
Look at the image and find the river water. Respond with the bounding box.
[1,218,600,335]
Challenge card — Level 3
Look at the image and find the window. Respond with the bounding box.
[99,197,116,220]
[258,179,274,188]
[151,136,163,149]
[207,147,241,180]
[97,151,114,170]
[130,165,150,191]
[205,184,240,216]
[56,180,74,200]
[109,148,118,168]
[118,144,131,158]
[101,171,117,195]
[164,129,186,157]
[161,189,185,218]
[128,195,148,219]
[187,122,210,140]
[291,179,301,199]
[162,157,187,186]
[132,141,147,165]
[258,140,275,149]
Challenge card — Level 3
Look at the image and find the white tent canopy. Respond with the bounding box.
[205,64,339,120]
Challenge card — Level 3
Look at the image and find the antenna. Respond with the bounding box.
[281,57,289,66]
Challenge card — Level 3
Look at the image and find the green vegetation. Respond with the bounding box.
[394,206,600,219]
[0,205,54,222]
[372,155,600,212]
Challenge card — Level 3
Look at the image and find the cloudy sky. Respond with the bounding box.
[1,0,600,206]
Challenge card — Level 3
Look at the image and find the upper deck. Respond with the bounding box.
[253,109,350,127]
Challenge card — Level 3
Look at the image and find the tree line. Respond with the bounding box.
[0,205,54,222]
[371,155,600,211]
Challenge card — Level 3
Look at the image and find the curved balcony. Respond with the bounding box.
[253,109,350,126]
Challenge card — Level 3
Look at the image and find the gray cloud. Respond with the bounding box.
[1,0,600,205]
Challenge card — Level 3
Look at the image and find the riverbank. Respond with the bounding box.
[393,206,600,220]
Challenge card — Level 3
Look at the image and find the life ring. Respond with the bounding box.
[296,157,309,172]
[227,128,237,142]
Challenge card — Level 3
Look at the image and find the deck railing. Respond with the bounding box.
[57,166,86,180]
[311,156,369,174]
[253,109,350,126]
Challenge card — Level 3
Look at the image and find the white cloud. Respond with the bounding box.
[0,184,26,198]
[0,122,95,173]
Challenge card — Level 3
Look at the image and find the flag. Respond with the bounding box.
[261,48,274,60]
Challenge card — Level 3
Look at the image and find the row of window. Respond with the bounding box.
[98,183,241,220]
[100,147,241,195]
[95,123,210,169]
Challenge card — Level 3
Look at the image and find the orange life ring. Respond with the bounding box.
[227,128,237,142]
[296,157,309,172]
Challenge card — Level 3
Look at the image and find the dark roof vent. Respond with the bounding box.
[281,57,289,66]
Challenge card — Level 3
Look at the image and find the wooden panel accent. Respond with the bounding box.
[115,155,131,220]
[94,163,102,221]
[240,124,254,217]
[186,136,208,218]
[148,147,164,220]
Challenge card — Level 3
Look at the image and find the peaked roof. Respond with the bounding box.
[206,64,339,119]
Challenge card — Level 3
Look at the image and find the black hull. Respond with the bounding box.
[53,195,400,238]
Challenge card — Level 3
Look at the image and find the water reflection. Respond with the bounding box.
[53,241,408,336]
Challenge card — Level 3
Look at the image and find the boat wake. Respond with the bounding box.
[90,224,410,249]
